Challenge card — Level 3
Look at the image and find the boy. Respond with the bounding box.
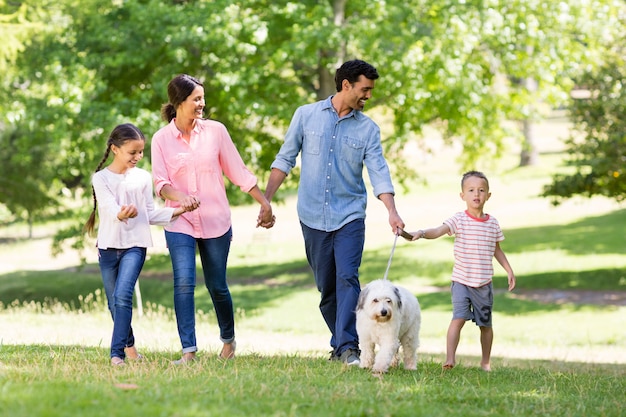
[408,171,515,371]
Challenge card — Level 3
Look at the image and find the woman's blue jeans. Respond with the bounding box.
[301,219,365,356]
[98,247,146,359]
[165,229,234,354]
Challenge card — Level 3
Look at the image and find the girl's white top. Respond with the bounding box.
[92,167,176,249]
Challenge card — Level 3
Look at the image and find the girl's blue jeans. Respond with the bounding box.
[98,247,146,359]
[165,229,234,354]
[300,219,365,357]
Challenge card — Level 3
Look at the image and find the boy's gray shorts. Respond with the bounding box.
[451,281,493,327]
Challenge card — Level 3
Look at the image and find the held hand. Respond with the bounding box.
[388,212,405,235]
[184,199,200,213]
[181,195,200,212]
[257,205,275,229]
[397,228,414,241]
[118,204,138,221]
[408,230,426,241]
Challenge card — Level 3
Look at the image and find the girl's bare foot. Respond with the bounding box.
[111,357,126,366]
[219,341,236,359]
[442,363,455,370]
[481,363,491,372]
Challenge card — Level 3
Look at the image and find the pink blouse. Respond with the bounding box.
[151,119,258,239]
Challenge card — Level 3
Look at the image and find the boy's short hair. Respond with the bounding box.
[461,170,489,189]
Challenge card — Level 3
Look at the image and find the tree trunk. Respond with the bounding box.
[520,76,539,167]
[316,0,348,100]
[519,117,538,166]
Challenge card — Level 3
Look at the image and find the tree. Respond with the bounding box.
[2,0,624,256]
[0,0,67,234]
[542,47,626,203]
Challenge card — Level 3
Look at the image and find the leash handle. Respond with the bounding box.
[382,232,399,281]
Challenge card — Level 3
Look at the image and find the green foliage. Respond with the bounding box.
[367,0,623,170]
[0,126,59,223]
[1,0,626,253]
[543,49,626,203]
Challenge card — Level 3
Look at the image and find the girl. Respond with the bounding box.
[84,123,192,366]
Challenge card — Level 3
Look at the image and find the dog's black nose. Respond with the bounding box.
[380,309,387,316]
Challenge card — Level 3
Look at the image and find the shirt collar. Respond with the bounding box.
[323,96,363,120]
[168,118,203,140]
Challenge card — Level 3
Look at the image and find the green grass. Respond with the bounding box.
[1,345,624,417]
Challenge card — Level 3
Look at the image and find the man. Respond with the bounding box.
[263,59,405,365]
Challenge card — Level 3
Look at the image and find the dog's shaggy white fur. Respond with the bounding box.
[356,279,421,373]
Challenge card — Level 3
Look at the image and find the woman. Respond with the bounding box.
[151,74,274,363]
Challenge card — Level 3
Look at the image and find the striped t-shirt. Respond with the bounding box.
[444,210,504,288]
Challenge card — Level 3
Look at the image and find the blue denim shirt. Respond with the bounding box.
[271,96,395,232]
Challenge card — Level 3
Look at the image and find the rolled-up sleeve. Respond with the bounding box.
[151,128,171,198]
[364,126,395,198]
[218,123,258,192]
[271,107,303,175]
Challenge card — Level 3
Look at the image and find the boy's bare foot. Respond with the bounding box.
[219,341,236,359]
[172,352,196,365]
[442,363,455,370]
[481,363,491,372]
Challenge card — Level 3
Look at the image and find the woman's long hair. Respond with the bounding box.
[160,74,203,122]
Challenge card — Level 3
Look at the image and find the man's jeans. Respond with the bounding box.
[301,219,365,356]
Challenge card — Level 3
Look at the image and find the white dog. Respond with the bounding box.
[356,279,421,373]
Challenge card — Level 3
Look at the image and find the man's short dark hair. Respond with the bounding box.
[334,60,379,92]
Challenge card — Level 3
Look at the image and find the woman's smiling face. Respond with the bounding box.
[177,85,205,120]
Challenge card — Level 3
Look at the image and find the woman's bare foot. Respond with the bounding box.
[442,363,455,370]
[481,363,491,372]
[219,341,236,359]
[124,346,143,360]
[172,352,196,365]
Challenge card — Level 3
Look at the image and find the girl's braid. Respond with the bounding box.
[83,140,113,235]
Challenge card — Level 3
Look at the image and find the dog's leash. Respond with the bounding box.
[382,231,400,281]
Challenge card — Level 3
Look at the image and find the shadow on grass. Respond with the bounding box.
[518,268,626,291]
[504,208,626,256]
[415,291,574,314]
[1,209,624,314]
[1,267,622,317]
[0,270,103,309]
